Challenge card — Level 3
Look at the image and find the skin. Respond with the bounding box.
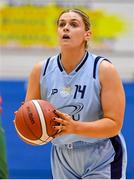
[25,11,125,139]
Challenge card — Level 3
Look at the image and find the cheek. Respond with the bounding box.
[57,28,62,36]
[57,30,62,41]
[73,31,85,41]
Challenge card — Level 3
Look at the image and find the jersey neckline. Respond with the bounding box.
[57,51,89,74]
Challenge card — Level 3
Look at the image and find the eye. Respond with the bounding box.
[58,22,66,27]
[70,22,79,27]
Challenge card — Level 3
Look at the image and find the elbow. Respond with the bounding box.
[111,118,123,136]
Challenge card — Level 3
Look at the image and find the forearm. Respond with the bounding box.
[75,118,121,138]
[53,110,123,138]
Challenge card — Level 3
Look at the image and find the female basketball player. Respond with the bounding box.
[25,9,127,179]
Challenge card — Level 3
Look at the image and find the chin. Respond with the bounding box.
[60,43,72,48]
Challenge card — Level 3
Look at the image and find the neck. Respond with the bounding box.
[60,48,86,74]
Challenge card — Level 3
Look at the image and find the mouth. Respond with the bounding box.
[62,34,70,39]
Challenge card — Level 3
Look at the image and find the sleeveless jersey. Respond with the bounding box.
[40,51,109,145]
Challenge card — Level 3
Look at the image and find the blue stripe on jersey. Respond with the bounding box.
[43,57,51,76]
[93,56,111,79]
[110,135,123,179]
[93,56,103,79]
[75,51,89,72]
[57,54,63,72]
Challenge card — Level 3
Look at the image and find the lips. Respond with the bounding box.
[62,34,70,39]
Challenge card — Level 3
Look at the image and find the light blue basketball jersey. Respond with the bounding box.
[40,51,108,145]
[40,51,127,178]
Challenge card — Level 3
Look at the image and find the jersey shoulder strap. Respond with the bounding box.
[93,56,111,79]
[42,57,51,76]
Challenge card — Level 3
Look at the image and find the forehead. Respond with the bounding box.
[59,12,83,22]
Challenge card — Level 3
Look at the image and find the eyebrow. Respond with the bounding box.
[59,19,80,22]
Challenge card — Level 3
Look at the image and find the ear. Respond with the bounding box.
[84,30,92,41]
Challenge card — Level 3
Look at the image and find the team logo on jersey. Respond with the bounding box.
[51,89,58,95]
[58,103,84,121]
[60,86,72,97]
[51,85,87,99]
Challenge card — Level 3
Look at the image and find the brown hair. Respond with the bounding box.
[57,9,91,49]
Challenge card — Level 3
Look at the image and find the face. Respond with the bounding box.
[57,12,90,49]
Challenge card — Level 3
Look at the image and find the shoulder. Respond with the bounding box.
[100,60,115,73]
[29,61,43,79]
[33,61,43,70]
[30,55,58,79]
[99,60,122,86]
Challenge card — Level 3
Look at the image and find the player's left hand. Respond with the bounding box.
[53,110,77,138]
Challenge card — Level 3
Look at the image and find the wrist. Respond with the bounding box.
[74,121,82,135]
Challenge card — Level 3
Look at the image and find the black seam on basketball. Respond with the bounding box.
[21,107,42,141]
[22,109,47,144]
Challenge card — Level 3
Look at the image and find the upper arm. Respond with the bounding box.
[25,61,43,102]
[99,61,125,130]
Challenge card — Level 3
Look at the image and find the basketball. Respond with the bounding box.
[14,100,59,145]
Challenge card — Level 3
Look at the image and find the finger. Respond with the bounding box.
[54,110,65,118]
[53,125,65,131]
[54,110,70,119]
[53,118,67,125]
[54,130,64,138]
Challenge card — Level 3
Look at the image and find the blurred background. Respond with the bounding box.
[0,0,134,178]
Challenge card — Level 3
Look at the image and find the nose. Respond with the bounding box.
[63,24,69,32]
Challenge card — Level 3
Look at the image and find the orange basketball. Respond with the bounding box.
[14,100,59,145]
